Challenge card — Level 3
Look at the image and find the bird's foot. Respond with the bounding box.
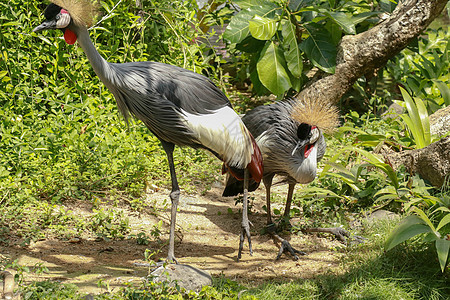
[275,237,306,261]
[237,220,253,261]
[328,227,350,242]
[304,227,366,245]
[166,254,178,264]
[264,219,292,234]
[278,217,293,231]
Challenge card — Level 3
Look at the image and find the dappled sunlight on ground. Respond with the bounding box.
[1,183,346,294]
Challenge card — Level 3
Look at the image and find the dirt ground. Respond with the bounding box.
[1,182,347,295]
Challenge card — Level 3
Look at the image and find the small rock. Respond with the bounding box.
[151,264,212,292]
[212,181,223,189]
[68,237,81,243]
[365,210,399,224]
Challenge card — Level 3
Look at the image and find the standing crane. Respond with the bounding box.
[223,97,342,260]
[32,0,263,263]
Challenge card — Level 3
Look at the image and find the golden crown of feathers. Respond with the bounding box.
[49,0,99,27]
[291,96,340,133]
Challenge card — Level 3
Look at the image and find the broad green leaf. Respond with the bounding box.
[324,171,360,191]
[436,238,450,272]
[288,0,314,12]
[345,146,399,189]
[249,15,277,40]
[0,70,8,79]
[0,21,21,27]
[320,9,355,35]
[351,11,381,25]
[234,0,269,10]
[436,213,450,231]
[374,185,398,197]
[236,35,266,53]
[300,23,336,73]
[385,215,432,251]
[257,41,292,95]
[281,19,303,78]
[414,96,431,146]
[339,126,368,135]
[325,21,342,46]
[401,114,424,147]
[297,186,342,199]
[400,87,428,148]
[411,207,437,235]
[433,80,450,106]
[224,4,278,44]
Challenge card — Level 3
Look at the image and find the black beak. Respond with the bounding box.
[32,19,57,32]
[291,139,308,156]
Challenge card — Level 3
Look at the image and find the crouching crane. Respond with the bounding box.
[33,0,263,263]
[223,97,343,260]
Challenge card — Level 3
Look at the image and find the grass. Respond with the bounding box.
[242,218,450,299]
[3,217,449,299]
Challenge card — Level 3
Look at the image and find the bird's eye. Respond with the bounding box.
[297,123,311,140]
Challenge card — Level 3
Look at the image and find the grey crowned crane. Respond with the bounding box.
[33,0,263,263]
[223,97,342,260]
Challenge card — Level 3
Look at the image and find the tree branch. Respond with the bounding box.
[297,0,448,104]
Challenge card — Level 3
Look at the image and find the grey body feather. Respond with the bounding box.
[106,61,230,148]
[223,98,326,196]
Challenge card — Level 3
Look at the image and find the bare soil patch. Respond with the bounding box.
[1,182,346,294]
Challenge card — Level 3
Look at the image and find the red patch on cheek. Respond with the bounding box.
[304,144,314,158]
[64,29,77,44]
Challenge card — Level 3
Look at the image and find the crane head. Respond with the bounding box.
[33,4,77,44]
[292,123,320,158]
[32,1,99,45]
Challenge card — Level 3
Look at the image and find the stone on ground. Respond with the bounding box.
[151,264,212,292]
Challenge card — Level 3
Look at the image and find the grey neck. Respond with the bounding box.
[69,23,112,86]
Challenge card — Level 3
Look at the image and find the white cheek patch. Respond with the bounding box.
[56,12,71,28]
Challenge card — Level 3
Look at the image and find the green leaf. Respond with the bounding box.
[325,21,342,46]
[281,19,302,78]
[436,213,450,231]
[300,23,336,73]
[320,9,355,35]
[224,4,278,44]
[400,87,430,148]
[288,0,314,12]
[257,41,291,95]
[411,207,437,234]
[234,0,270,10]
[436,238,450,272]
[433,80,450,106]
[350,147,399,189]
[236,35,266,53]
[351,11,381,25]
[1,21,21,27]
[385,215,432,251]
[0,70,9,80]
[249,15,277,40]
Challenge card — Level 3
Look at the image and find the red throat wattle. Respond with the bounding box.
[64,29,77,44]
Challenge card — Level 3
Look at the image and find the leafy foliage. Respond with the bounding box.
[0,0,221,242]
[386,26,450,113]
[218,0,383,96]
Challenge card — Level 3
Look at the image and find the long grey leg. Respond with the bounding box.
[161,141,179,263]
[283,183,295,221]
[264,180,305,260]
[237,169,252,261]
[263,175,274,225]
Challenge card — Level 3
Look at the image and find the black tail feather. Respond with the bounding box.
[222,174,260,197]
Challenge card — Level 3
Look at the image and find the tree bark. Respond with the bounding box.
[297,0,448,104]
